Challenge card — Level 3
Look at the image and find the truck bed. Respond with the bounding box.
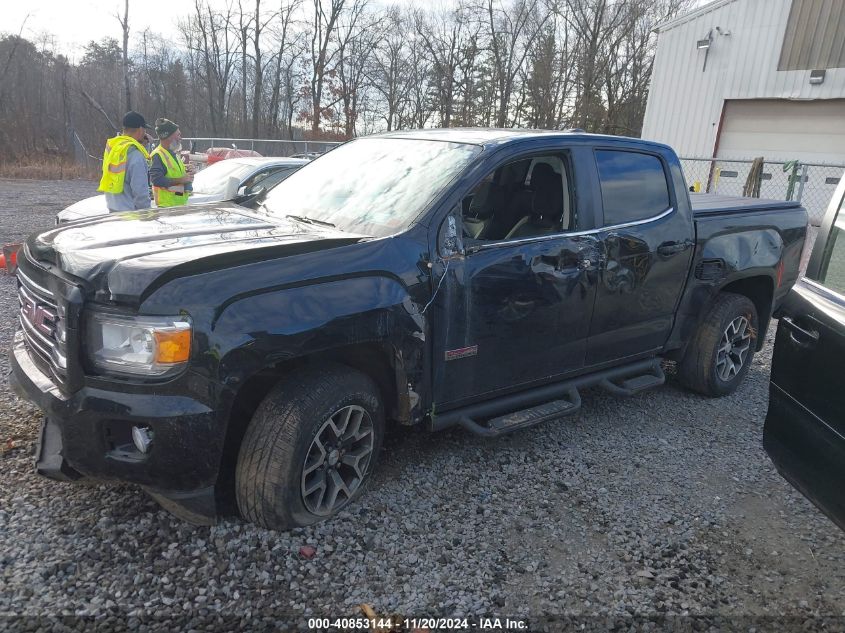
[690,193,803,217]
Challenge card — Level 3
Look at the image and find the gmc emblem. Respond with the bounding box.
[21,294,57,338]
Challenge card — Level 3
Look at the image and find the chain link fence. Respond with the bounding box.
[680,157,844,225]
[70,135,341,171]
[184,138,341,158]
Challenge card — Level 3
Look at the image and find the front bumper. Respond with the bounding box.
[10,331,224,524]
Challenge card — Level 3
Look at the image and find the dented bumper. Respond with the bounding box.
[9,331,224,523]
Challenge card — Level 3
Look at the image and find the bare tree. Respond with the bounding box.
[183,0,238,134]
[401,27,434,129]
[309,0,345,134]
[117,0,132,111]
[267,0,304,137]
[336,0,376,137]
[481,0,552,127]
[0,14,31,110]
[1,0,697,165]
[236,1,254,131]
[368,6,406,131]
[415,4,469,128]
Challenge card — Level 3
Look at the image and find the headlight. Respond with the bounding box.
[86,313,192,376]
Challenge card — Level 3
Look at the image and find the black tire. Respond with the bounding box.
[235,364,384,530]
[678,292,758,397]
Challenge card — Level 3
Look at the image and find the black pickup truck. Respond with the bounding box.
[10,129,807,530]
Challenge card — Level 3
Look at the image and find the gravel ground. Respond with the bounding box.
[1,178,844,631]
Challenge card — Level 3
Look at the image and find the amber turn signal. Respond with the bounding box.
[154,329,192,364]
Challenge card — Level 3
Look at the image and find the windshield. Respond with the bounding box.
[191,160,256,195]
[262,138,482,237]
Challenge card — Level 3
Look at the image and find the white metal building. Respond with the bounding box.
[642,0,845,163]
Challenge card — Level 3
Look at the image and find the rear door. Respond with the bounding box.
[585,148,695,366]
[764,180,845,531]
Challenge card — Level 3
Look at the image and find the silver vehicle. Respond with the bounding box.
[57,157,308,224]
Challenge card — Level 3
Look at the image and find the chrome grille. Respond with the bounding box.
[17,267,68,384]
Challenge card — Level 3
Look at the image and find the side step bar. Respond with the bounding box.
[459,388,581,438]
[430,358,665,437]
[599,362,665,396]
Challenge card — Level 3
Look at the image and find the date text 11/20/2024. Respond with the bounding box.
[307,617,529,631]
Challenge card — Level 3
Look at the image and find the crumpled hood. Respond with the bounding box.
[28,204,364,303]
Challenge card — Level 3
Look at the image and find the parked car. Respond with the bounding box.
[203,147,263,165]
[290,151,324,160]
[764,174,845,531]
[56,157,308,224]
[11,129,807,530]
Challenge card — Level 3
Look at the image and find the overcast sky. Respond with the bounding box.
[4,0,710,60]
[3,0,420,59]
[6,0,187,59]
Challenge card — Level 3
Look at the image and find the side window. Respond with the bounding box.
[240,169,270,192]
[595,150,670,225]
[817,195,845,296]
[461,154,574,242]
[250,167,295,193]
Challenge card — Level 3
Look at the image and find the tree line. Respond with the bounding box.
[0,0,692,164]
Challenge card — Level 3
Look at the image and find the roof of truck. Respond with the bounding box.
[371,127,672,150]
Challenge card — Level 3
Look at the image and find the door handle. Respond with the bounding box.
[781,316,819,348]
[657,240,691,257]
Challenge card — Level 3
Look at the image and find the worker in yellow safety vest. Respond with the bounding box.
[150,118,193,207]
[98,111,153,212]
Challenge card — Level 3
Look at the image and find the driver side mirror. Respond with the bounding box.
[223,176,240,200]
[437,206,465,259]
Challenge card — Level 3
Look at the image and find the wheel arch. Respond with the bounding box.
[718,274,774,350]
[214,342,410,513]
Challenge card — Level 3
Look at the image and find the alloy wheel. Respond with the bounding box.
[716,316,752,382]
[300,405,375,516]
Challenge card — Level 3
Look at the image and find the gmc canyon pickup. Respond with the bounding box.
[10,129,808,530]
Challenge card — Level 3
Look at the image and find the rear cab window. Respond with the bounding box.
[595,150,671,226]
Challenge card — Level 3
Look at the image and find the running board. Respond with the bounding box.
[429,357,665,436]
[599,363,665,397]
[459,389,581,438]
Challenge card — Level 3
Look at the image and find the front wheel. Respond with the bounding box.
[236,364,384,530]
[678,292,759,397]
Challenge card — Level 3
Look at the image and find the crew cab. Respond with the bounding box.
[9,129,807,530]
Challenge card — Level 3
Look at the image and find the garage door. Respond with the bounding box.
[717,99,845,163]
[713,99,845,223]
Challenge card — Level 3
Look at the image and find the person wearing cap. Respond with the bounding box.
[149,118,193,208]
[98,111,153,212]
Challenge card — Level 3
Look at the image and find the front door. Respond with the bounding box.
[764,183,845,531]
[431,149,600,408]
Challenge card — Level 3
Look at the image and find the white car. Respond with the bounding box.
[57,157,309,224]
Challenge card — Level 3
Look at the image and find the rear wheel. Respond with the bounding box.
[678,292,758,397]
[236,364,384,530]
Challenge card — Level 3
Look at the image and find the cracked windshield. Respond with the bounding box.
[263,138,481,237]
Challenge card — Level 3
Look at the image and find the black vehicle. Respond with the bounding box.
[764,175,845,531]
[10,129,808,530]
